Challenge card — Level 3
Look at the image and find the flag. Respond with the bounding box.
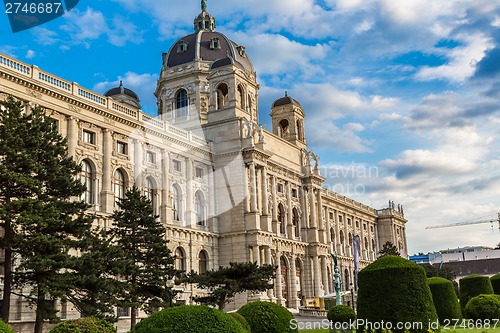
[353,234,361,287]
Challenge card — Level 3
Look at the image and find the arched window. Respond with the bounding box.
[330,227,335,243]
[80,160,94,205]
[175,89,188,118]
[171,184,182,222]
[372,238,376,252]
[348,233,352,247]
[237,85,245,109]
[175,247,185,271]
[344,268,350,291]
[195,191,206,226]
[216,83,228,110]
[199,250,208,273]
[297,120,303,141]
[113,169,126,207]
[248,94,252,114]
[364,237,368,251]
[292,208,300,238]
[144,177,156,211]
[278,119,289,138]
[278,203,286,234]
[340,230,344,244]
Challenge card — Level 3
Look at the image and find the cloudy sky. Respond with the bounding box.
[1,0,500,254]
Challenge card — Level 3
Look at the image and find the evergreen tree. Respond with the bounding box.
[378,241,401,257]
[0,97,93,333]
[109,187,177,331]
[181,261,276,310]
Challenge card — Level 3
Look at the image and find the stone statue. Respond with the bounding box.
[331,254,342,305]
[256,125,265,143]
[242,118,254,139]
[201,0,207,12]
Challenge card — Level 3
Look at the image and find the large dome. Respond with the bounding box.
[163,4,254,73]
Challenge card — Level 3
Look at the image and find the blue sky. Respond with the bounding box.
[1,0,500,254]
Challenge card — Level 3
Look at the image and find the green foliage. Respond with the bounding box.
[0,319,13,333]
[357,255,437,332]
[459,275,494,311]
[427,277,462,324]
[229,312,252,332]
[237,301,297,333]
[109,187,178,329]
[180,262,275,310]
[327,305,356,323]
[464,294,500,320]
[49,317,117,333]
[491,273,500,295]
[378,241,401,257]
[422,263,459,296]
[131,305,246,333]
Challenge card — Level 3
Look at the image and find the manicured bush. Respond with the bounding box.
[491,273,500,295]
[427,277,462,324]
[49,317,116,333]
[327,305,356,324]
[131,305,246,333]
[0,319,13,333]
[459,275,493,311]
[229,312,251,332]
[356,255,437,332]
[464,294,500,320]
[237,301,297,333]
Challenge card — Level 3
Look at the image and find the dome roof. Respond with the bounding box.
[104,81,140,101]
[272,92,302,108]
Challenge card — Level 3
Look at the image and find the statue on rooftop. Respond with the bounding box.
[201,0,207,12]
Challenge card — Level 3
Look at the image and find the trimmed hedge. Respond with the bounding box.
[0,319,13,333]
[229,312,251,333]
[356,255,437,332]
[459,275,493,311]
[131,305,246,333]
[491,273,500,295]
[237,301,297,333]
[464,294,500,320]
[427,277,462,324]
[327,305,356,324]
[49,317,116,333]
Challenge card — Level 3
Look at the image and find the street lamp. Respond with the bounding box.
[166,276,175,307]
[350,282,355,310]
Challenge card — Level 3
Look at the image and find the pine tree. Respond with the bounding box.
[0,97,93,333]
[378,241,401,257]
[109,187,177,331]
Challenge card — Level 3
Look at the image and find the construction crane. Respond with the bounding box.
[425,213,500,230]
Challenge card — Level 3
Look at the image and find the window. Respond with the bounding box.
[363,223,367,230]
[175,89,188,118]
[82,130,96,144]
[330,227,335,242]
[237,46,246,57]
[80,160,94,205]
[329,212,334,219]
[173,159,181,172]
[144,177,156,210]
[347,218,351,225]
[60,300,67,320]
[195,167,204,178]
[277,183,284,193]
[216,83,228,110]
[209,38,220,49]
[146,151,156,164]
[278,204,286,234]
[171,184,182,221]
[117,307,130,317]
[117,141,127,155]
[292,188,298,198]
[237,85,245,109]
[372,239,376,251]
[339,216,343,223]
[356,221,359,228]
[177,40,188,53]
[199,250,208,273]
[175,247,185,271]
[278,119,289,138]
[340,230,344,244]
[292,208,300,238]
[113,169,126,207]
[195,191,206,226]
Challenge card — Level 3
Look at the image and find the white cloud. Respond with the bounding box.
[25,50,35,59]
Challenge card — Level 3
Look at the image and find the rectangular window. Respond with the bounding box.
[277,183,284,193]
[117,141,127,155]
[339,216,343,223]
[291,188,298,198]
[117,307,130,317]
[146,151,156,164]
[195,167,204,178]
[82,130,96,145]
[173,159,181,172]
[347,218,351,225]
[329,212,334,219]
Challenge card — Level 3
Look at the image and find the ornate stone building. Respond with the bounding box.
[0,3,407,329]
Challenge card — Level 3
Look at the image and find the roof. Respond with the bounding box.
[104,81,140,101]
[272,92,302,108]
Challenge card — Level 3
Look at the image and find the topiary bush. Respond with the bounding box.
[237,301,297,333]
[427,277,462,324]
[0,319,13,333]
[491,273,500,295]
[464,294,500,320]
[327,305,356,324]
[459,275,493,311]
[229,312,251,332]
[131,305,246,333]
[49,317,117,333]
[356,255,437,333]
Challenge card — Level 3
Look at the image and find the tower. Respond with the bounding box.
[270,91,306,149]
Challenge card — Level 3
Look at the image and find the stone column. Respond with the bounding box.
[312,255,321,296]
[101,129,112,211]
[253,245,261,265]
[286,182,293,239]
[186,157,193,226]
[249,162,258,213]
[244,165,250,213]
[317,189,325,242]
[321,256,329,295]
[261,167,269,215]
[299,186,307,229]
[289,255,298,308]
[66,116,76,157]
[265,247,275,299]
[160,149,170,224]
[275,254,282,303]
[309,187,317,228]
[271,176,278,233]
[133,139,143,182]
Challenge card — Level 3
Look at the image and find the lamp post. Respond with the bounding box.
[166,276,175,307]
[350,282,355,309]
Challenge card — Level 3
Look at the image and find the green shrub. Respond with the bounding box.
[459,275,493,311]
[464,294,500,320]
[131,305,246,333]
[237,301,297,333]
[427,277,462,324]
[491,273,500,295]
[229,312,251,332]
[0,319,13,333]
[356,255,437,332]
[49,317,116,333]
[327,305,356,324]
